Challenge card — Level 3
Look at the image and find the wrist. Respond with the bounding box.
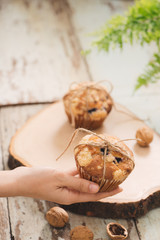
[0,167,33,197]
[12,167,33,197]
[0,168,20,197]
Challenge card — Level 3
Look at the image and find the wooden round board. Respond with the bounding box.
[9,101,160,218]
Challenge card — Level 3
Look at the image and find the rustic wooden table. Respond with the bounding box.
[0,0,160,239]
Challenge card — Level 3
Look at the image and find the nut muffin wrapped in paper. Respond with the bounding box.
[63,81,113,130]
[74,133,135,192]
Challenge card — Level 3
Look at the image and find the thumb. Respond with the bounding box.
[62,174,100,193]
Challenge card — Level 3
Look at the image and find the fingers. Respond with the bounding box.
[96,187,123,200]
[59,173,100,193]
[65,186,123,204]
[56,169,122,204]
[77,186,123,203]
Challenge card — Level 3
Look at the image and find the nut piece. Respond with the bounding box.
[136,126,153,147]
[70,225,94,240]
[106,222,128,240]
[46,206,69,228]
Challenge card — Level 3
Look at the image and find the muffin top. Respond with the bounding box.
[63,82,113,121]
[74,134,135,182]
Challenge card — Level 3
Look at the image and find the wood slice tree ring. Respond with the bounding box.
[8,101,160,218]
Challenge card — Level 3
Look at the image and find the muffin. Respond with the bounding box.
[74,134,135,192]
[63,81,113,130]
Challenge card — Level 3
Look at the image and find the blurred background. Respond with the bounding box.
[0,0,159,132]
[0,1,160,239]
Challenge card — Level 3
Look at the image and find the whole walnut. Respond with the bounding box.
[136,126,153,147]
[70,225,94,240]
[46,206,69,227]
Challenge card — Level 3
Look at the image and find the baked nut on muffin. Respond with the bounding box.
[74,134,135,192]
[63,81,113,130]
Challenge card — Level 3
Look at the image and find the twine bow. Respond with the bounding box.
[56,128,136,190]
[66,80,113,127]
[65,80,148,129]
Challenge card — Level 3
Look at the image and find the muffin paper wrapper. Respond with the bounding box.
[99,179,121,192]
[78,166,122,192]
[66,113,105,130]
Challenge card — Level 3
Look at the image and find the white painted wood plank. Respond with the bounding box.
[68,0,160,133]
[68,212,139,240]
[0,109,13,240]
[1,0,159,134]
[136,209,160,240]
[0,199,11,240]
[0,0,90,106]
[8,197,53,240]
[0,105,54,239]
[0,104,43,169]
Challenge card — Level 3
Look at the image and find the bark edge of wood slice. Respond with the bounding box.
[8,101,160,218]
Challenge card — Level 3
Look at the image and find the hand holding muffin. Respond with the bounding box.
[0,166,122,204]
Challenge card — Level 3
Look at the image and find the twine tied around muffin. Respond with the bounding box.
[65,80,148,129]
[67,80,113,128]
[56,128,138,191]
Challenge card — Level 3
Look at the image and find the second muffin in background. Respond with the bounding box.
[63,81,113,130]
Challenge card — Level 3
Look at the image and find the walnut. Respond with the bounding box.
[46,206,69,228]
[106,222,128,240]
[70,225,94,240]
[136,126,153,147]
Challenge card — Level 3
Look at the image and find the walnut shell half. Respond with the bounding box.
[70,225,94,240]
[46,206,69,228]
[106,222,128,240]
[136,126,153,147]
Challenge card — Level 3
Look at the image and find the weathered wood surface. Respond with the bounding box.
[0,116,11,239]
[0,0,90,106]
[136,208,160,240]
[0,0,160,134]
[0,0,160,239]
[0,105,140,240]
[0,105,54,240]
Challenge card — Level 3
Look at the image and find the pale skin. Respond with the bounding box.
[0,167,122,204]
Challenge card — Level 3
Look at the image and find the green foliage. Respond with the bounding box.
[91,0,160,89]
[135,52,160,89]
[81,49,91,56]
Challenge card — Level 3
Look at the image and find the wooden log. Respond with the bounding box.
[61,190,160,219]
[7,101,160,219]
